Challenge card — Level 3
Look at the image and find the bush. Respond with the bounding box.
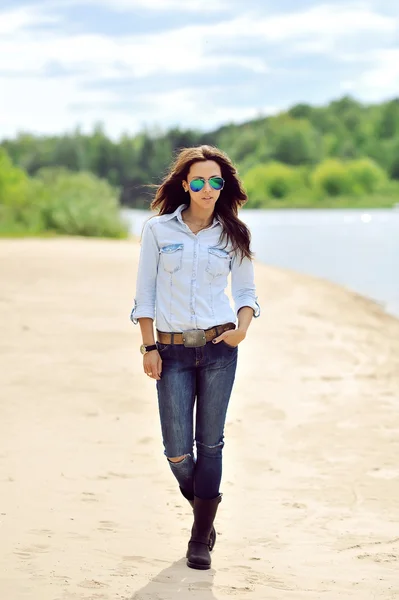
[311,159,353,196]
[346,158,387,194]
[311,158,388,197]
[35,168,127,237]
[0,154,128,237]
[243,162,305,207]
[0,148,30,209]
[0,149,46,234]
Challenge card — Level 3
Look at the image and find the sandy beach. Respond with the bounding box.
[1,237,399,600]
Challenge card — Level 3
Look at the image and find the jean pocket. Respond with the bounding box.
[205,247,230,278]
[220,340,238,351]
[156,342,170,355]
[160,243,184,274]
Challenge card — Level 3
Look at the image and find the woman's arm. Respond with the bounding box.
[213,252,260,347]
[130,219,159,323]
[130,220,162,380]
[138,317,156,346]
[230,252,261,319]
[237,305,255,335]
[138,317,162,380]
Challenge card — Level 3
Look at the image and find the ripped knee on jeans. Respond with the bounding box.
[167,454,189,463]
[196,440,224,457]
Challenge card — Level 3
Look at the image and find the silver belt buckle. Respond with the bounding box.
[182,329,206,348]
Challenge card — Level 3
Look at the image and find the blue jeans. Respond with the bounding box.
[156,340,238,500]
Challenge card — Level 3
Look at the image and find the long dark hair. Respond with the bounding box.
[150,145,253,260]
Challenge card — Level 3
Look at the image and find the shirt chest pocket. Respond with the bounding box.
[160,243,184,274]
[205,247,231,278]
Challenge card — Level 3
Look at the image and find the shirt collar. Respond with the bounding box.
[162,204,220,227]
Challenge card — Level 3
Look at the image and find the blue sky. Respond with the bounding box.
[0,0,398,140]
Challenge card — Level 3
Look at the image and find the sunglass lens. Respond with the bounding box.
[189,179,205,192]
[209,177,224,190]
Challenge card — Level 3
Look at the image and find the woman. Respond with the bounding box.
[130,145,260,570]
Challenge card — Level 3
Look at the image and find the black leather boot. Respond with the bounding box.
[186,495,222,570]
[180,487,216,551]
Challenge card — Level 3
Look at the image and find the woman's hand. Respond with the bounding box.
[143,350,162,380]
[212,328,246,348]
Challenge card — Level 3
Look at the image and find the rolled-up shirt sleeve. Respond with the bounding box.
[130,220,159,324]
[230,252,261,318]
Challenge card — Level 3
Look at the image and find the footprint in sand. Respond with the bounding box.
[14,544,49,559]
[28,528,54,536]
[95,472,132,480]
[214,584,253,594]
[122,555,150,563]
[14,551,31,560]
[340,537,399,563]
[358,553,397,563]
[78,579,109,589]
[138,437,153,445]
[81,491,99,502]
[97,520,119,532]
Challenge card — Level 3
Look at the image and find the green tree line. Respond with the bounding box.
[1,95,399,228]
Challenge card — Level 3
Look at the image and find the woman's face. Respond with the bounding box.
[182,160,223,212]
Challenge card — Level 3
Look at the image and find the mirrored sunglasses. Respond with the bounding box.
[189,177,225,193]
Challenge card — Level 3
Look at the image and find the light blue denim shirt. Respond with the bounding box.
[130,204,260,332]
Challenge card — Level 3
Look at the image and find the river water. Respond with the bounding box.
[122,208,399,319]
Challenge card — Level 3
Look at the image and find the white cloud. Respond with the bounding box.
[356,49,399,99]
[0,5,59,35]
[0,10,270,78]
[0,2,398,139]
[1,3,393,77]
[0,75,116,138]
[53,0,228,12]
[339,80,357,93]
[129,88,279,132]
[261,3,396,41]
[326,45,399,100]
